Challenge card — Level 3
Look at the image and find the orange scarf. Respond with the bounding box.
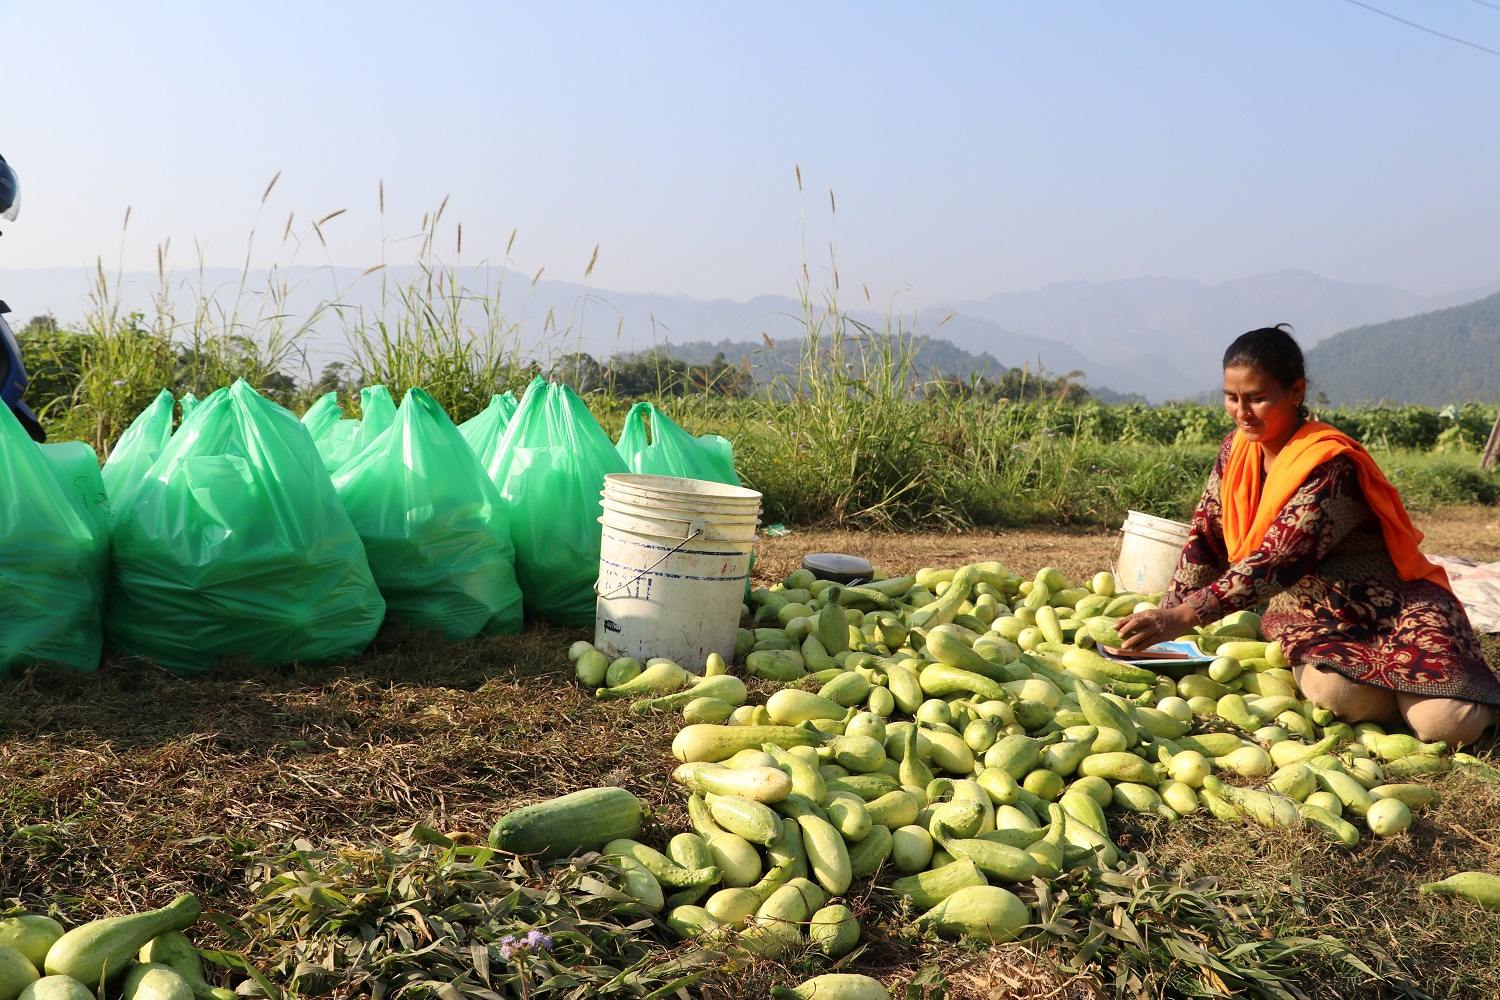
[1221,421,1452,593]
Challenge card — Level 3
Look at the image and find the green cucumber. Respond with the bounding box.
[916,885,1030,943]
[808,904,861,958]
[46,895,202,987]
[889,856,986,909]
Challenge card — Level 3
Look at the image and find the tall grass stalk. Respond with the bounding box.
[725,169,1213,529]
[50,257,179,452]
[160,172,324,400]
[43,177,341,452]
[337,189,556,423]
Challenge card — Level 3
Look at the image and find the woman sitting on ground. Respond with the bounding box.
[1116,325,1497,747]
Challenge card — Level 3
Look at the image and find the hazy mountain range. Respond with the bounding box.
[2,264,1496,402]
[935,272,1500,401]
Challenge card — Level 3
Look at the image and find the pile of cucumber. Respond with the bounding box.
[0,896,239,1000]
[538,559,1500,961]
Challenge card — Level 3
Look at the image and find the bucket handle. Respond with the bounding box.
[595,528,704,598]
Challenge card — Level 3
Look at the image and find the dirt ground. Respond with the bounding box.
[751,506,1500,586]
[1411,505,1500,562]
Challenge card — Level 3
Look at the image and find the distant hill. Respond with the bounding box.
[653,334,1062,388]
[1306,291,1500,405]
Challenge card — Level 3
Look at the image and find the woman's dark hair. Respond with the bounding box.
[1223,324,1305,388]
[1223,324,1309,416]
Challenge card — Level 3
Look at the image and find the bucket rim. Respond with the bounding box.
[602,500,762,523]
[602,496,761,520]
[1123,509,1191,532]
[602,490,763,514]
[604,472,762,502]
[1120,522,1191,544]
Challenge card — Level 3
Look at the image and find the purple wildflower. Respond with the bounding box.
[498,934,517,960]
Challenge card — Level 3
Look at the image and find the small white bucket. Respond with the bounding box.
[1115,510,1191,596]
[595,473,762,671]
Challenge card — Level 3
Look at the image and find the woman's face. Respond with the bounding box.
[1223,365,1306,450]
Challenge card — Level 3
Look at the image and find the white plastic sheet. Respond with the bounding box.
[1428,555,1500,634]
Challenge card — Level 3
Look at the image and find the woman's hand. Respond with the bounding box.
[1116,603,1200,650]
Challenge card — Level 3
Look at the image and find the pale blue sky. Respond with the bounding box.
[2,1,1498,303]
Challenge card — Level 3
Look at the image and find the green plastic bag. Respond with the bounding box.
[301,392,341,440]
[106,380,386,673]
[0,406,108,673]
[333,388,523,639]
[101,388,176,510]
[458,391,518,457]
[180,391,201,421]
[315,420,361,471]
[479,378,626,626]
[43,441,111,538]
[309,386,397,473]
[615,400,740,485]
[351,385,397,457]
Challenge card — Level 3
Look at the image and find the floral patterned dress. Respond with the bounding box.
[1160,433,1500,706]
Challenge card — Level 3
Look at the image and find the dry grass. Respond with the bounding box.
[1411,507,1500,563]
[3,511,1498,998]
[1143,765,1500,1000]
[0,623,670,911]
[752,525,1121,588]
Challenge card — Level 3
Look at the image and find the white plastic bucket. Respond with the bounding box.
[1115,510,1191,596]
[595,473,762,671]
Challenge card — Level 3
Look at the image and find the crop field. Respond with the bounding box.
[2,508,1498,1000]
[14,248,1500,535]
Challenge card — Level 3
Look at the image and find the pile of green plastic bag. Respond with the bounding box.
[106,381,387,673]
[10,377,746,674]
[472,378,627,626]
[332,388,523,640]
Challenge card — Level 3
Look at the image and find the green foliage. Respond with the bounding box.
[14,313,88,417]
[1435,403,1499,452]
[726,307,1002,528]
[600,349,752,398]
[1316,402,1498,453]
[18,199,339,450]
[338,210,543,425]
[219,831,719,1000]
[1381,453,1500,510]
[1029,855,1414,999]
[21,305,1498,526]
[931,365,1091,404]
[12,206,1498,524]
[22,270,181,451]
